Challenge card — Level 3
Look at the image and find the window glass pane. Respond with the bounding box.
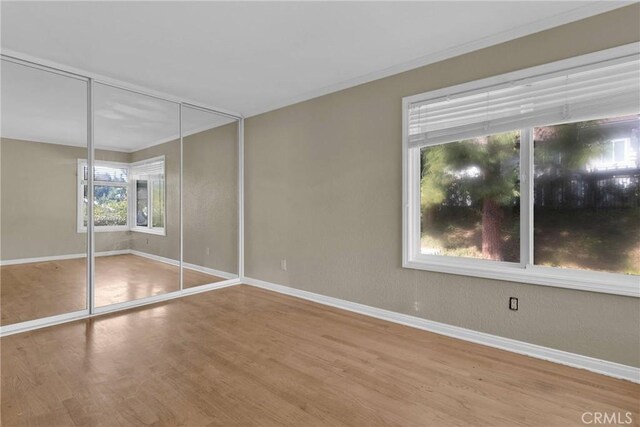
[82,184,128,227]
[152,178,165,228]
[534,115,640,275]
[420,131,521,262]
[136,180,148,226]
[94,185,127,226]
[82,184,88,227]
[94,165,127,183]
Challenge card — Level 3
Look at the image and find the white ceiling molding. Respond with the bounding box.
[0,50,243,119]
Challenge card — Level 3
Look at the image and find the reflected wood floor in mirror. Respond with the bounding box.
[1,285,638,426]
[0,254,227,326]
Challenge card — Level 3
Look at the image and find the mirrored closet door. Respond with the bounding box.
[1,56,241,332]
[93,83,181,308]
[1,59,89,325]
[182,106,239,288]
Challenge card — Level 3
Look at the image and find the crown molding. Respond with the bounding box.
[0,50,243,119]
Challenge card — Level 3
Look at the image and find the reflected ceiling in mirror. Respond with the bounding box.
[1,61,236,152]
[1,59,87,146]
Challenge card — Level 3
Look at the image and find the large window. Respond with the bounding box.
[77,156,165,234]
[403,45,640,296]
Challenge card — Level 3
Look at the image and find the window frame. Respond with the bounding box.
[76,156,166,236]
[130,155,166,236]
[77,159,130,233]
[402,43,640,297]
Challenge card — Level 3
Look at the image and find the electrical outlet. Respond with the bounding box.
[509,297,518,311]
[413,301,420,311]
[206,247,210,256]
[280,259,287,271]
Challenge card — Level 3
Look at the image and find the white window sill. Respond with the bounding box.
[404,256,639,297]
[77,226,129,233]
[77,226,165,236]
[131,226,166,236]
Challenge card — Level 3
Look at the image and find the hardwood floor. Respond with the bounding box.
[1,254,227,326]
[1,285,638,426]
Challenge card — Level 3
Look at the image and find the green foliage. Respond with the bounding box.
[534,120,607,172]
[420,131,520,211]
[151,179,165,228]
[83,186,128,226]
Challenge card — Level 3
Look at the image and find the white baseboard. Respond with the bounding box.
[2,251,237,280]
[0,250,130,266]
[243,277,640,384]
[181,278,241,296]
[183,261,236,280]
[129,250,236,279]
[129,249,179,266]
[96,250,131,258]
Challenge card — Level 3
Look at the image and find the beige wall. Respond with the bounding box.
[2,131,239,277]
[129,129,239,274]
[183,123,238,275]
[1,138,130,260]
[244,5,640,367]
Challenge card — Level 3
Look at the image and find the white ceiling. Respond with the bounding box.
[0,1,629,149]
[1,59,235,151]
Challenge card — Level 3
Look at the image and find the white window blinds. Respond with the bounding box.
[93,165,128,183]
[130,158,165,179]
[408,54,640,148]
[80,161,128,183]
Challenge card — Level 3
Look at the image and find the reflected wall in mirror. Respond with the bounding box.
[182,106,239,288]
[0,59,88,325]
[93,83,180,307]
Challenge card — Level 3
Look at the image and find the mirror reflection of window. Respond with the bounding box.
[136,181,148,227]
[131,156,165,234]
[93,82,179,308]
[78,161,129,230]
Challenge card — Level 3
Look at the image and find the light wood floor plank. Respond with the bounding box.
[0,254,226,325]
[1,285,638,426]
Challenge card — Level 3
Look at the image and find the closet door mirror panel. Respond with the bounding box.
[0,59,89,325]
[182,107,239,288]
[93,83,181,307]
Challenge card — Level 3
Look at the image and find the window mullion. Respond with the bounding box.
[409,148,421,259]
[520,128,534,268]
[148,179,153,230]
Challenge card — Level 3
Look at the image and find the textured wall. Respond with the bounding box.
[0,138,130,260]
[183,123,238,275]
[244,5,640,367]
